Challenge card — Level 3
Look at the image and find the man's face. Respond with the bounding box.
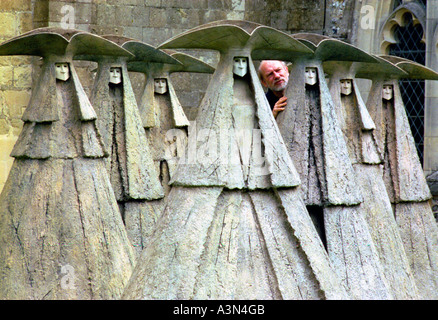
[259,60,289,92]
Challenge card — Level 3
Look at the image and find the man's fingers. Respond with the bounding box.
[274,107,286,114]
[276,97,287,106]
[275,101,287,109]
[273,97,287,118]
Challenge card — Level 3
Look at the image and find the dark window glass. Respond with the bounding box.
[389,11,426,164]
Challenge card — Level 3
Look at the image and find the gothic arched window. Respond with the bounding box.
[388,9,426,164]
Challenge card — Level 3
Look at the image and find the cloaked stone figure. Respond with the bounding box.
[0,28,136,299]
[127,50,214,196]
[325,58,420,299]
[79,36,181,256]
[365,55,438,299]
[122,20,348,300]
[276,33,392,299]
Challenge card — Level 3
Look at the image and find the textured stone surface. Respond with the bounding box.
[278,60,362,206]
[394,201,438,299]
[0,3,436,300]
[324,204,391,300]
[86,37,182,255]
[128,51,214,198]
[0,1,358,192]
[122,21,347,300]
[362,56,438,299]
[0,29,136,299]
[0,158,135,299]
[353,164,419,299]
[275,34,396,299]
[366,78,438,299]
[368,79,431,203]
[0,0,32,193]
[123,187,347,299]
[326,61,420,299]
[160,22,312,189]
[90,60,164,255]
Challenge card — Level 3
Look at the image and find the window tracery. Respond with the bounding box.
[381,2,426,163]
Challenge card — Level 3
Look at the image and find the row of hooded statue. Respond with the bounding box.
[0,20,438,300]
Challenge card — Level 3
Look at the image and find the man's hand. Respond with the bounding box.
[273,96,287,118]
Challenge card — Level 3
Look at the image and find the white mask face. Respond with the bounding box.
[382,84,393,100]
[233,57,248,77]
[305,67,317,85]
[55,62,70,81]
[109,67,122,84]
[154,78,167,94]
[340,79,353,95]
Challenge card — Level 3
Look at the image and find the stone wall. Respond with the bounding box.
[31,0,356,116]
[0,0,33,191]
[0,0,357,192]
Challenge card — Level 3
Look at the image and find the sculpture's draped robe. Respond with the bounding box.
[327,71,419,300]
[367,78,438,299]
[90,60,164,256]
[277,60,391,299]
[122,53,347,300]
[139,72,189,196]
[0,60,136,299]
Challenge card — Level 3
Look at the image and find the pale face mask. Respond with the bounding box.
[154,78,168,94]
[109,67,122,84]
[382,84,393,100]
[305,67,317,85]
[340,79,353,95]
[233,57,248,78]
[55,62,70,81]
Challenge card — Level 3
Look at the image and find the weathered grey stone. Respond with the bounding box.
[394,201,438,299]
[127,50,214,196]
[276,33,393,299]
[365,57,435,203]
[159,22,318,189]
[325,60,420,299]
[277,40,367,206]
[122,20,348,300]
[81,36,182,256]
[0,28,136,299]
[123,186,347,299]
[427,170,438,195]
[363,55,438,299]
[324,204,392,299]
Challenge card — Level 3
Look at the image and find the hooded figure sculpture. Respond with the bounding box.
[127,50,214,197]
[364,55,438,299]
[275,33,393,299]
[324,57,420,299]
[77,36,180,256]
[0,28,136,299]
[122,20,348,300]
